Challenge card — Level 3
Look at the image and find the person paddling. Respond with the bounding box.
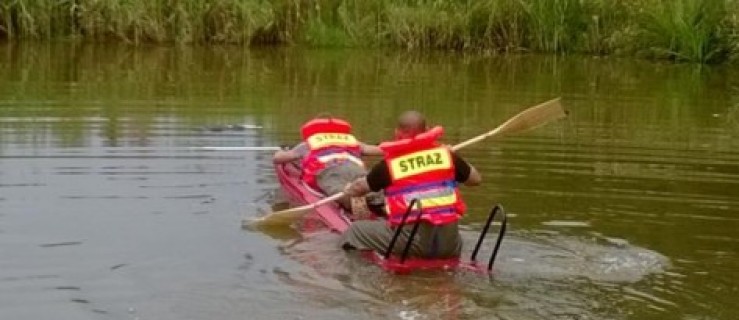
[273,115,384,214]
[341,111,482,258]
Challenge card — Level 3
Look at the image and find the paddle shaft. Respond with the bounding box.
[451,127,502,151]
[291,192,343,212]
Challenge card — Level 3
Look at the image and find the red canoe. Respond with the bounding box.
[274,162,506,274]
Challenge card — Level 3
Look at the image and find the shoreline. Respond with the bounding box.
[1,0,737,64]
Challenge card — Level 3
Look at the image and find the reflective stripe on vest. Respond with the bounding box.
[385,179,460,225]
[403,183,457,208]
[306,133,358,150]
[389,207,458,224]
[317,152,364,168]
[385,180,459,207]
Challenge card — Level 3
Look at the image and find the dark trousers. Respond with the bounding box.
[342,220,462,258]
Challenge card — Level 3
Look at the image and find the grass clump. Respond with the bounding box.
[635,0,730,63]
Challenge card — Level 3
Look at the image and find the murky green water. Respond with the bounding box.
[1,43,737,320]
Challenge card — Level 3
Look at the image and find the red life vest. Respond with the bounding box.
[379,126,466,226]
[300,118,363,188]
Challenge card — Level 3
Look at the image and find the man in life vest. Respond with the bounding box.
[341,111,482,258]
[273,115,384,213]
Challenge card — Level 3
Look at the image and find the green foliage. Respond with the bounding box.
[0,0,737,63]
[517,0,587,52]
[636,0,728,63]
[723,0,739,62]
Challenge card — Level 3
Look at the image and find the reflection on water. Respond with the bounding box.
[1,43,738,320]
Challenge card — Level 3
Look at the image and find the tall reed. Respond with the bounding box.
[0,0,737,63]
[726,0,739,62]
[635,0,729,63]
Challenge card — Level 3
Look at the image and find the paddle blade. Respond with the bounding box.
[243,192,344,227]
[492,97,565,138]
[451,98,565,151]
[243,209,305,229]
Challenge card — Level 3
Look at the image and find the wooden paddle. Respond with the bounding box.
[246,97,565,227]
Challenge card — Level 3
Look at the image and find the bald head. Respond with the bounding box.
[395,111,427,139]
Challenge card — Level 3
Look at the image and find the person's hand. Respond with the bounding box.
[344,178,371,197]
[279,144,292,151]
[343,183,355,197]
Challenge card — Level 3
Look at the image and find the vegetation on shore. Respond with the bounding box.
[1,0,738,64]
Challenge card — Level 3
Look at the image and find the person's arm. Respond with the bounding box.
[272,143,306,164]
[450,152,482,186]
[359,143,384,156]
[464,165,482,186]
[344,161,391,196]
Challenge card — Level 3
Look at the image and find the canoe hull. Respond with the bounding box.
[275,163,351,233]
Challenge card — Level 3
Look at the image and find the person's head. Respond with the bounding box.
[394,110,427,140]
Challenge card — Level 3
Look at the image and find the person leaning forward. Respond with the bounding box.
[341,111,482,259]
[273,116,384,214]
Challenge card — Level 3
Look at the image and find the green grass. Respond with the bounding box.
[0,0,737,63]
[518,0,585,53]
[636,0,729,63]
[725,0,739,62]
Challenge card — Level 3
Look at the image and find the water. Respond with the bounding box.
[1,43,737,320]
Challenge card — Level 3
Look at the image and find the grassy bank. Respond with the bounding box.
[1,0,738,63]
